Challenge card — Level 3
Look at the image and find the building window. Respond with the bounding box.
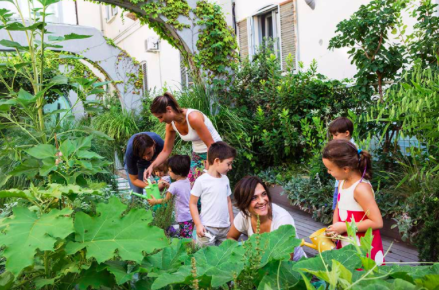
[141,62,148,96]
[249,5,281,59]
[106,6,118,21]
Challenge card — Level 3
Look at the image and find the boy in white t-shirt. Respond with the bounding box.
[189,141,236,246]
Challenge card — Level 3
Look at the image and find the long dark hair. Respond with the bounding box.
[150,92,183,114]
[322,139,373,180]
[233,176,272,218]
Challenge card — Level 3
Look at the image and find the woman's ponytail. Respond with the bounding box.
[150,92,183,114]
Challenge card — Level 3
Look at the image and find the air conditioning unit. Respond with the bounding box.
[145,37,160,52]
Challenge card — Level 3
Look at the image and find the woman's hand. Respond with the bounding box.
[143,166,154,182]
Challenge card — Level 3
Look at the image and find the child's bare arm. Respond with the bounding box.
[189,195,205,237]
[353,183,383,232]
[329,183,383,235]
[333,203,339,224]
[227,196,234,225]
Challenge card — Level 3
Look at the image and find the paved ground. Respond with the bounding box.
[115,174,419,263]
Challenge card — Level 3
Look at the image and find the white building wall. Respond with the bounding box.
[235,0,418,80]
[74,0,183,92]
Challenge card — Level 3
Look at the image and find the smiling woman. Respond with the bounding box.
[227,176,306,261]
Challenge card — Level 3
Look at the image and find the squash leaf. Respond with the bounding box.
[65,197,168,263]
[0,207,74,276]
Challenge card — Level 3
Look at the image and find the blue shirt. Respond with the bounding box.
[125,132,164,176]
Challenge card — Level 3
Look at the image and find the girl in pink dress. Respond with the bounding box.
[322,140,385,266]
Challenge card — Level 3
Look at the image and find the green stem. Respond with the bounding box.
[276,260,282,290]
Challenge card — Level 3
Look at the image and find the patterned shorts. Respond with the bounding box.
[178,220,194,238]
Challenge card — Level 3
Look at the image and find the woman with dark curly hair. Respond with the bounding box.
[227,176,306,261]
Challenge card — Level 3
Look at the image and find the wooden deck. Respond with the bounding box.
[269,185,420,263]
[115,175,419,263]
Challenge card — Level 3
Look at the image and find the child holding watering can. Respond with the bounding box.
[227,176,306,261]
[147,155,194,238]
[323,140,385,265]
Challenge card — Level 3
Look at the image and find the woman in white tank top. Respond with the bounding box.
[143,92,222,186]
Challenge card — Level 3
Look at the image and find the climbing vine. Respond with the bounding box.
[194,1,238,81]
[120,0,238,82]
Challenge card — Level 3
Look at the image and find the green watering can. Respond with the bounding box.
[130,179,161,200]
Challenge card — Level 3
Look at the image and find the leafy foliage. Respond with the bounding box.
[328,0,407,100]
[66,197,168,263]
[0,207,73,276]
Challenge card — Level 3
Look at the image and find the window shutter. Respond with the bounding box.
[238,19,249,60]
[279,1,297,70]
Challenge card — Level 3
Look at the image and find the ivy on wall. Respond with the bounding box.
[194,1,238,81]
[114,0,238,82]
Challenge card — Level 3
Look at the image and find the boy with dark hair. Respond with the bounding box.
[328,117,354,140]
[328,117,357,210]
[147,155,194,238]
[189,141,236,246]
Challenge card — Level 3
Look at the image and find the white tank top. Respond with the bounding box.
[171,109,222,153]
[338,179,374,213]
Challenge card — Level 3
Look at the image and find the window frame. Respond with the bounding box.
[105,5,118,22]
[248,5,282,64]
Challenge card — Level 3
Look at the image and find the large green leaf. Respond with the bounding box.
[246,224,302,268]
[40,158,57,176]
[0,39,28,51]
[0,188,28,199]
[293,246,361,273]
[60,139,75,158]
[17,88,37,105]
[6,22,45,31]
[142,238,192,274]
[102,261,137,285]
[0,207,74,276]
[65,197,168,263]
[76,266,115,290]
[257,261,303,290]
[8,158,40,177]
[151,239,245,289]
[26,144,56,159]
[76,150,104,159]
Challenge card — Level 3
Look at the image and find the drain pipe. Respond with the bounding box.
[99,4,104,32]
[74,1,79,25]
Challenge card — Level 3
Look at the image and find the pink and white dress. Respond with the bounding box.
[336,179,385,265]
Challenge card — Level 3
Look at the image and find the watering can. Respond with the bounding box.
[130,179,162,200]
[300,228,336,253]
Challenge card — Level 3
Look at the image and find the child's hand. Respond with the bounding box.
[326,222,346,236]
[147,196,157,205]
[159,180,170,188]
[196,224,206,238]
